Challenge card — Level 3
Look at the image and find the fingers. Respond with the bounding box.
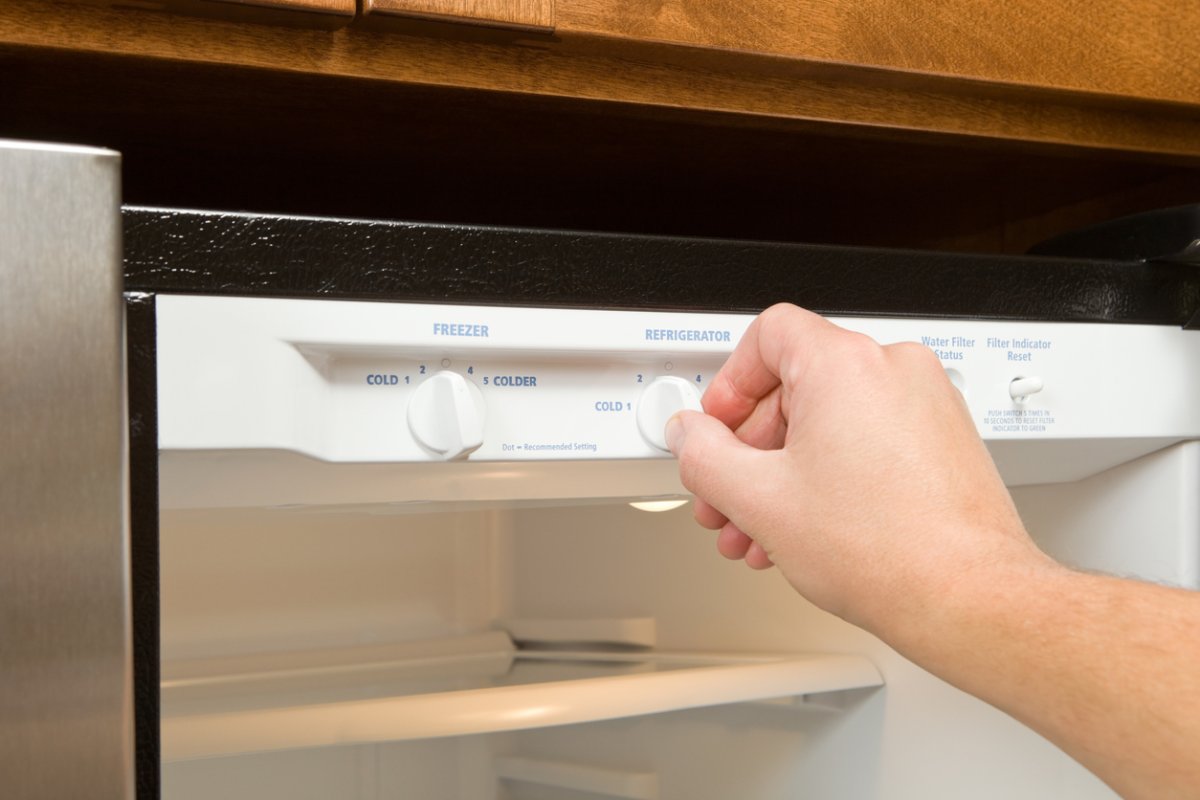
[693,383,787,532]
[715,521,776,569]
[694,497,728,530]
[702,303,839,431]
[666,410,781,538]
[676,305,827,574]
[744,541,774,570]
[716,522,753,559]
[730,383,787,450]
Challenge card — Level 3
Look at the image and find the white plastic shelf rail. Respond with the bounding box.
[160,632,882,761]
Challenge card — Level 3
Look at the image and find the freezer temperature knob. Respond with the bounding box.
[637,376,703,452]
[407,370,486,460]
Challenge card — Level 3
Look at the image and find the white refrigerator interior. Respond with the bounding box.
[156,296,1200,799]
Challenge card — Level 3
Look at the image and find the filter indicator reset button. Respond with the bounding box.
[1009,376,1045,402]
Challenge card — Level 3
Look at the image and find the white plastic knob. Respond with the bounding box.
[636,376,703,451]
[1009,376,1045,401]
[406,371,486,460]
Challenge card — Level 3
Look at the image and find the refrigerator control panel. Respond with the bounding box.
[157,295,1200,466]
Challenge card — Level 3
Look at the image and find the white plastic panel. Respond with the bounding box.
[494,755,659,799]
[159,507,501,662]
[157,296,742,463]
[163,739,472,800]
[159,452,690,509]
[1014,440,1200,588]
[157,296,1200,490]
[154,297,1200,503]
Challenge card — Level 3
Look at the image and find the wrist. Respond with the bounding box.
[862,528,1065,662]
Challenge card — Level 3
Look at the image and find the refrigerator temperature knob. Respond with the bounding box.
[406,370,487,460]
[637,376,703,451]
[1009,376,1045,401]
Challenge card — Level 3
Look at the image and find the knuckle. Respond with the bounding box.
[890,340,942,369]
[762,302,802,320]
[846,330,883,353]
[758,303,803,339]
[833,330,885,365]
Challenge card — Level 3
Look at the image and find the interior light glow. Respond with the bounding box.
[628,499,689,513]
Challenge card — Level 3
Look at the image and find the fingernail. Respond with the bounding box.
[665,413,686,455]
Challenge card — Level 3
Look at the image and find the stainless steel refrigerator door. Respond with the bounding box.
[0,140,132,800]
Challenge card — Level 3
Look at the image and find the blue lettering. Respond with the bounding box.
[366,373,400,386]
[643,328,731,343]
[595,401,624,411]
[492,375,537,387]
[433,322,490,337]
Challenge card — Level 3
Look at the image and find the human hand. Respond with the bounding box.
[667,303,1047,635]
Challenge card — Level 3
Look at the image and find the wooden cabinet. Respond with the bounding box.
[364,0,552,31]
[3,0,1198,255]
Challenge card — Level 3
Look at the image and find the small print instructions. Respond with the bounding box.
[984,408,1056,434]
[501,441,600,454]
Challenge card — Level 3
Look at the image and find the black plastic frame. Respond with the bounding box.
[124,292,160,800]
[123,207,1200,326]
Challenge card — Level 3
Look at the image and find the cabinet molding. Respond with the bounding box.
[558,0,1200,105]
[79,0,355,17]
[233,0,353,12]
[365,0,553,31]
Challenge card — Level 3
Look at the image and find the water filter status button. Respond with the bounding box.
[407,371,487,460]
[1009,376,1044,401]
[637,376,702,451]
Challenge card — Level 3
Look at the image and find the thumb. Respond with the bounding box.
[666,410,780,527]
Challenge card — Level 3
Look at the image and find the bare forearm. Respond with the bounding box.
[670,304,1200,796]
[888,551,1200,800]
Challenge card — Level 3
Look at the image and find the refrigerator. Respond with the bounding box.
[5,139,1200,800]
